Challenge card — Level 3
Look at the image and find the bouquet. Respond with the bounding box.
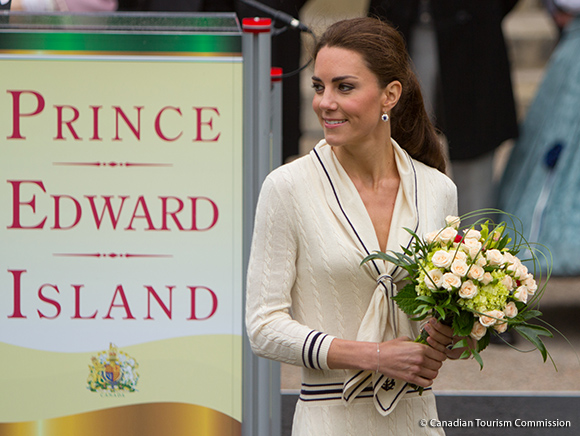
[362,210,554,369]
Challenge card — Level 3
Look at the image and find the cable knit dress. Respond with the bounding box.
[246,139,457,435]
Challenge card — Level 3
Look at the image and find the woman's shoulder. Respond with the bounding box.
[264,142,325,188]
[260,151,317,197]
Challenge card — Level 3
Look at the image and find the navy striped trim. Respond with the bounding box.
[302,330,329,370]
[376,383,408,413]
[313,145,426,408]
[313,146,420,278]
[313,147,381,276]
[375,384,432,413]
[300,382,373,402]
[343,372,372,402]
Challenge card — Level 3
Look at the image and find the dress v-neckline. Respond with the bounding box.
[327,146,403,254]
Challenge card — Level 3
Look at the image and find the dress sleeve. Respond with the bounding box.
[245,173,335,370]
[445,174,459,217]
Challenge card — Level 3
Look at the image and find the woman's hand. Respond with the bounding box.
[378,335,447,388]
[423,317,476,360]
[446,335,477,360]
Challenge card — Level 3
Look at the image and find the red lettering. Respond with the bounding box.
[51,195,82,230]
[160,196,185,231]
[155,106,183,141]
[103,285,135,320]
[90,105,102,141]
[193,107,220,142]
[125,196,157,231]
[7,90,45,140]
[189,196,219,231]
[113,106,143,141]
[54,105,81,140]
[7,180,47,229]
[86,195,128,229]
[8,270,27,318]
[71,284,98,319]
[37,284,61,319]
[144,286,174,320]
[187,286,218,320]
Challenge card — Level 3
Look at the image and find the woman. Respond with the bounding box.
[498,2,580,275]
[246,17,460,435]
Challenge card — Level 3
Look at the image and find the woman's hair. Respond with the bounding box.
[313,17,446,173]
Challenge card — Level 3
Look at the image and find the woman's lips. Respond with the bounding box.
[324,118,347,127]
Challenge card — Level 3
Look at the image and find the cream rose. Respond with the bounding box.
[424,231,438,245]
[514,286,529,303]
[463,238,483,259]
[506,257,522,275]
[494,320,508,334]
[456,250,469,262]
[425,269,443,291]
[459,280,479,299]
[432,250,453,269]
[467,264,485,281]
[515,264,529,280]
[441,272,462,291]
[479,310,504,327]
[500,274,514,291]
[463,228,482,240]
[504,301,518,318]
[503,252,516,265]
[476,255,487,267]
[446,215,461,229]
[451,258,469,277]
[480,272,493,285]
[486,249,505,266]
[522,275,538,295]
[438,226,458,244]
[470,321,487,341]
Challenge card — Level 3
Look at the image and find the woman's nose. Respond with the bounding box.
[317,90,337,111]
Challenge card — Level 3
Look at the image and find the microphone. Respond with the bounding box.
[239,0,310,32]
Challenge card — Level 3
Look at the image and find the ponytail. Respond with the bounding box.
[391,71,446,173]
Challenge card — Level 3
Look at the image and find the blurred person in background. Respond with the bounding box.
[498,0,580,275]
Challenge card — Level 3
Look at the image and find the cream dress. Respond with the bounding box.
[246,139,457,435]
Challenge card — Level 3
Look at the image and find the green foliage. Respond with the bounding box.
[392,284,420,316]
[361,208,560,373]
[453,310,475,337]
[513,323,553,362]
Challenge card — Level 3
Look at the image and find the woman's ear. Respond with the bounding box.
[382,80,402,112]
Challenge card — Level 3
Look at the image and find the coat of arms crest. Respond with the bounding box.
[87,343,139,393]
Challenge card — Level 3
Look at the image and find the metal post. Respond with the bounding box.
[270,67,283,169]
[268,65,283,436]
[242,17,282,436]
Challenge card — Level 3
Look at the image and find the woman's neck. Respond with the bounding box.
[331,139,398,189]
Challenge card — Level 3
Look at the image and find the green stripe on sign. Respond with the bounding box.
[0,32,241,55]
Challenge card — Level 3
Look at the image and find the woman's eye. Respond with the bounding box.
[312,83,324,93]
[338,83,354,92]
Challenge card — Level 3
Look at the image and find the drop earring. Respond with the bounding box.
[381,113,389,122]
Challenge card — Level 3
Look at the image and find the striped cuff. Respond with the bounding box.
[301,330,334,370]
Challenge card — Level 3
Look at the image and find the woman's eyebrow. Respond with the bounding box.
[311,75,358,82]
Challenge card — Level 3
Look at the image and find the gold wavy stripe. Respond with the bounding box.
[0,403,241,436]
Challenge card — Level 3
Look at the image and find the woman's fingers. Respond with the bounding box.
[423,318,453,350]
[378,337,446,386]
